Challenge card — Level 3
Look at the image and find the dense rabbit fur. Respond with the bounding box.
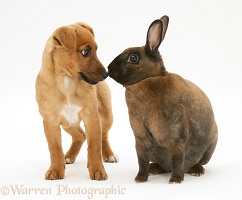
[108,15,218,184]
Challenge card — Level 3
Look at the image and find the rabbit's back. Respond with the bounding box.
[125,72,215,125]
[125,73,217,171]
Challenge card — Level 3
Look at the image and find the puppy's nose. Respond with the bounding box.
[102,70,108,79]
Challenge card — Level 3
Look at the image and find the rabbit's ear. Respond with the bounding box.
[145,15,169,53]
[160,15,169,42]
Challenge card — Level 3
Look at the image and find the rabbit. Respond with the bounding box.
[108,15,218,184]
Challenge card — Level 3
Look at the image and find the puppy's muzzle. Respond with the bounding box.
[79,70,108,85]
[101,71,108,79]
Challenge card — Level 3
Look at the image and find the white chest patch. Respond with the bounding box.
[63,76,71,89]
[60,104,82,125]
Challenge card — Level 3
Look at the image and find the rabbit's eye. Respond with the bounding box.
[127,54,139,63]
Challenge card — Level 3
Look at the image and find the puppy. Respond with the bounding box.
[36,22,118,180]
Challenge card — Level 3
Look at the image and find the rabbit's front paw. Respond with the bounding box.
[135,174,148,183]
[169,176,184,184]
[188,164,205,177]
[149,163,165,175]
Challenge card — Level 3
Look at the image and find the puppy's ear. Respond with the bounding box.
[53,27,76,52]
[76,22,95,37]
[145,15,169,53]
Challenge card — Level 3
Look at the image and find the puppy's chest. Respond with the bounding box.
[61,104,82,126]
[60,76,83,126]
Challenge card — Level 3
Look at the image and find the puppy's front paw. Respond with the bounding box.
[45,168,65,180]
[89,168,108,181]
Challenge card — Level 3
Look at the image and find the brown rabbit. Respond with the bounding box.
[108,15,218,184]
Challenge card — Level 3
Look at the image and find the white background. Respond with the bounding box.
[1,0,242,199]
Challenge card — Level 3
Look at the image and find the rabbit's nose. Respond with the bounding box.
[108,55,121,70]
[107,63,114,70]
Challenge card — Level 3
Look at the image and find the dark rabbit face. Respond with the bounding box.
[108,16,169,86]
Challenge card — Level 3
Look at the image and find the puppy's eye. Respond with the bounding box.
[127,54,139,63]
[81,49,90,57]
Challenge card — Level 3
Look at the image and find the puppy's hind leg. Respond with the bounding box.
[99,107,119,163]
[63,125,86,164]
[96,83,118,163]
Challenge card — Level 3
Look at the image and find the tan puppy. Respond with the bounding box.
[36,22,118,180]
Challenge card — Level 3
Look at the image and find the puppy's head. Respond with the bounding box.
[52,22,107,85]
